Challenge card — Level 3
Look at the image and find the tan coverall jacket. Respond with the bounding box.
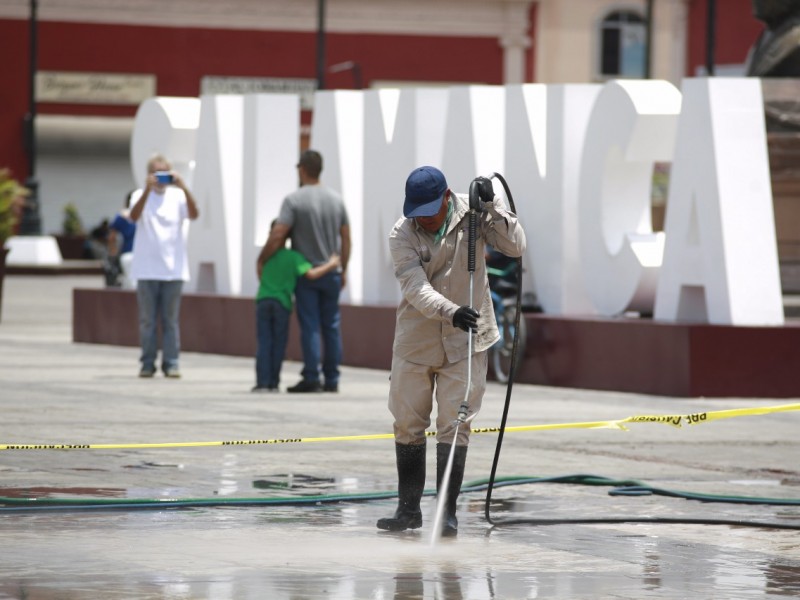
[389,191,527,366]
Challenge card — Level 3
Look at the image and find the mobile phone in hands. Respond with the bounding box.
[155,171,174,185]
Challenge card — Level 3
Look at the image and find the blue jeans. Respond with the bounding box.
[294,271,342,386]
[136,279,183,372]
[255,298,290,388]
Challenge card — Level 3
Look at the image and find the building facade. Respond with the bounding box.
[0,0,765,235]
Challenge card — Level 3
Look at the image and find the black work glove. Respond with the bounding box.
[474,176,495,208]
[453,306,480,332]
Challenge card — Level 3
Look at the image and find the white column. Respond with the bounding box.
[501,33,531,84]
[500,3,532,84]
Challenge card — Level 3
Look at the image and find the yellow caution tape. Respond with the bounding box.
[2,402,799,451]
[495,402,800,433]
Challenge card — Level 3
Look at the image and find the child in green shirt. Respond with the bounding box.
[254,224,340,392]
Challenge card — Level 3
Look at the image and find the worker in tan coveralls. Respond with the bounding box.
[377,166,526,536]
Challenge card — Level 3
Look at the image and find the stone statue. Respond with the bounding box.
[746,0,800,77]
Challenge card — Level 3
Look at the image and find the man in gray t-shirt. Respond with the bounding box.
[278,184,347,266]
[256,150,351,393]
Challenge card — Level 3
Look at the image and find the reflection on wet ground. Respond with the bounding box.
[2,464,800,600]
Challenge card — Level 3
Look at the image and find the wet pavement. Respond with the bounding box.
[1,275,800,599]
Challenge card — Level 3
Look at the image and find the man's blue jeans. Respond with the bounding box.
[136,279,183,372]
[294,271,342,386]
[255,298,290,388]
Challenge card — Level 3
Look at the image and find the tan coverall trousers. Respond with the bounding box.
[389,351,487,446]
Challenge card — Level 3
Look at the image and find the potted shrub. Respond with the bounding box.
[0,169,29,321]
[56,202,87,259]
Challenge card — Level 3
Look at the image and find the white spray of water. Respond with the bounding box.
[429,414,476,548]
[431,266,477,548]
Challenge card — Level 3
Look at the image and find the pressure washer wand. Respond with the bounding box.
[457,179,481,424]
[431,178,485,544]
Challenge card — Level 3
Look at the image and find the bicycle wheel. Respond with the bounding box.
[491,304,527,383]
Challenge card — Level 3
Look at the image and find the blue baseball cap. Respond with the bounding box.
[403,166,448,218]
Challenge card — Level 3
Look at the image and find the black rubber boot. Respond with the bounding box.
[436,442,468,537]
[376,442,426,531]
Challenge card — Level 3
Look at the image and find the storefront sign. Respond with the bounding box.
[201,76,316,110]
[36,71,155,105]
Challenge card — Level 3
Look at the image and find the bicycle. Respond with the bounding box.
[487,260,529,384]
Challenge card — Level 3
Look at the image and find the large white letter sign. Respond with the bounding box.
[240,94,300,298]
[505,84,600,315]
[578,80,681,315]
[187,94,245,294]
[441,86,506,192]
[130,97,200,188]
[654,79,783,325]
[309,90,364,304]
[360,88,450,305]
[361,89,406,305]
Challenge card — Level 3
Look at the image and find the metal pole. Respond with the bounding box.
[26,0,37,178]
[316,0,326,91]
[644,0,654,78]
[705,0,716,76]
[20,0,41,235]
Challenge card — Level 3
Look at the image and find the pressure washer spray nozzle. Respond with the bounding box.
[457,403,469,423]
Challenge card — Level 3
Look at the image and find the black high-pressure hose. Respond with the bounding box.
[477,173,523,527]
[477,175,799,532]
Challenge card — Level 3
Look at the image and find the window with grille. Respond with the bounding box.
[600,10,646,78]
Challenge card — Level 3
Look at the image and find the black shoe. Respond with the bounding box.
[376,508,423,531]
[323,383,338,393]
[436,443,468,538]
[376,442,427,532]
[287,380,322,393]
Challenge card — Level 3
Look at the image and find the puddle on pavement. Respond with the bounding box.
[2,450,800,599]
[2,476,800,599]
